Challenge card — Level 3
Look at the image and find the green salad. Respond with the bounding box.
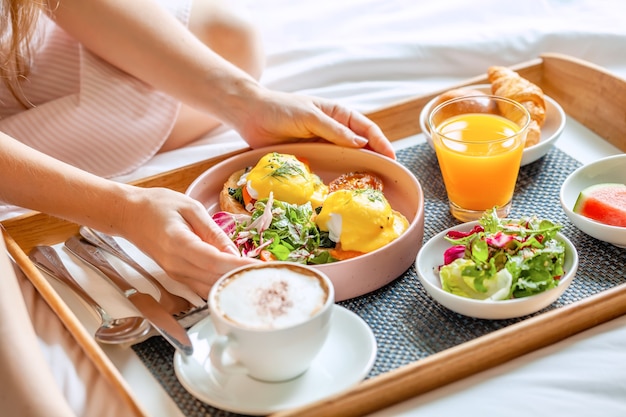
[438,208,566,301]
[212,193,337,264]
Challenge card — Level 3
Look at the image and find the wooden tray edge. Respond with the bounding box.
[272,283,626,417]
[2,53,625,417]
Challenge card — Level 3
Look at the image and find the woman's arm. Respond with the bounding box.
[0,132,256,294]
[0,131,134,229]
[48,0,395,158]
[49,0,256,125]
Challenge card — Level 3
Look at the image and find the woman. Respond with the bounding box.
[1,1,395,414]
[1,0,395,294]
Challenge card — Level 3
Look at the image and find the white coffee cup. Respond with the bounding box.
[207,262,335,382]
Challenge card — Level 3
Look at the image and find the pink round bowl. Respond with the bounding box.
[186,143,425,301]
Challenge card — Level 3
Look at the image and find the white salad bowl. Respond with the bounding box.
[560,154,626,248]
[416,221,579,320]
[418,84,566,166]
[186,143,425,301]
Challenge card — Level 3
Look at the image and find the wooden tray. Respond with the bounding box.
[3,53,626,417]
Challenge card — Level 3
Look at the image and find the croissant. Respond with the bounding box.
[487,66,546,147]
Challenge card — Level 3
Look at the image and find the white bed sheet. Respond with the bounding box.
[11,0,626,415]
[114,0,626,183]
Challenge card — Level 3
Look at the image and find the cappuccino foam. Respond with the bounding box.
[215,266,328,329]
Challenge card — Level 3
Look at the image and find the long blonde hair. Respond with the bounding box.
[1,0,47,107]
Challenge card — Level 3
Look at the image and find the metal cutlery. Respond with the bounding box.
[28,245,153,344]
[64,236,194,355]
[79,226,192,317]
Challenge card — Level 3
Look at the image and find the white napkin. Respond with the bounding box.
[46,238,205,328]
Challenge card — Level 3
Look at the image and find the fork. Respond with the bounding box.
[79,226,192,317]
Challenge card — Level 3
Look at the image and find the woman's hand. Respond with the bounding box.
[229,89,396,159]
[2,131,256,297]
[119,187,258,297]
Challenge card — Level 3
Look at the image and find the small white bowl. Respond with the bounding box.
[560,154,626,248]
[418,84,566,166]
[416,221,579,320]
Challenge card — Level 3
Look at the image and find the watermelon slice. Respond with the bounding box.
[573,183,626,227]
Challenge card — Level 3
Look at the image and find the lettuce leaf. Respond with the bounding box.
[438,207,565,300]
[440,258,512,300]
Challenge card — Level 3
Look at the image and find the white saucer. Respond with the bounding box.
[173,305,377,415]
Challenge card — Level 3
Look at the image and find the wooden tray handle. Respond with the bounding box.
[366,52,626,153]
[538,52,626,152]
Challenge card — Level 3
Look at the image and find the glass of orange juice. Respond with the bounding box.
[428,95,531,222]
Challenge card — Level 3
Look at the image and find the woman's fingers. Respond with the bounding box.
[314,99,395,158]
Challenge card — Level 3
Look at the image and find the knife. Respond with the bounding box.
[64,236,193,355]
[78,226,194,316]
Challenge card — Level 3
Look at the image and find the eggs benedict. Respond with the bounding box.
[217,152,409,263]
[315,188,409,255]
[220,152,328,214]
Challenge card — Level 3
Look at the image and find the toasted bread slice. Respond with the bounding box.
[219,168,250,214]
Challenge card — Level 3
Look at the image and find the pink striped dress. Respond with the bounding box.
[0,1,191,178]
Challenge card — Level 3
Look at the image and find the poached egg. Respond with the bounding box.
[242,152,328,208]
[315,188,409,253]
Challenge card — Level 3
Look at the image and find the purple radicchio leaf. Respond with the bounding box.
[485,231,515,248]
[212,211,250,236]
[443,245,466,265]
[445,225,484,240]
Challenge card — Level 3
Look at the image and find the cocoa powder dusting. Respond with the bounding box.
[255,280,293,319]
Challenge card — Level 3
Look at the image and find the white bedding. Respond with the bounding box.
[115,0,626,183]
[12,0,626,415]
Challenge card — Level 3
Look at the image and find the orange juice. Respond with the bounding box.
[432,113,525,211]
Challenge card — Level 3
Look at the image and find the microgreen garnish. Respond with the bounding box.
[263,153,308,181]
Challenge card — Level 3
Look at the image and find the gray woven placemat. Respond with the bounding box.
[132,144,626,417]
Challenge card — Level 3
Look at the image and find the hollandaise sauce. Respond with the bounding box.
[245,153,328,207]
[315,189,408,253]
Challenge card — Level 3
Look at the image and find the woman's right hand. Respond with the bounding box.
[118,186,258,297]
